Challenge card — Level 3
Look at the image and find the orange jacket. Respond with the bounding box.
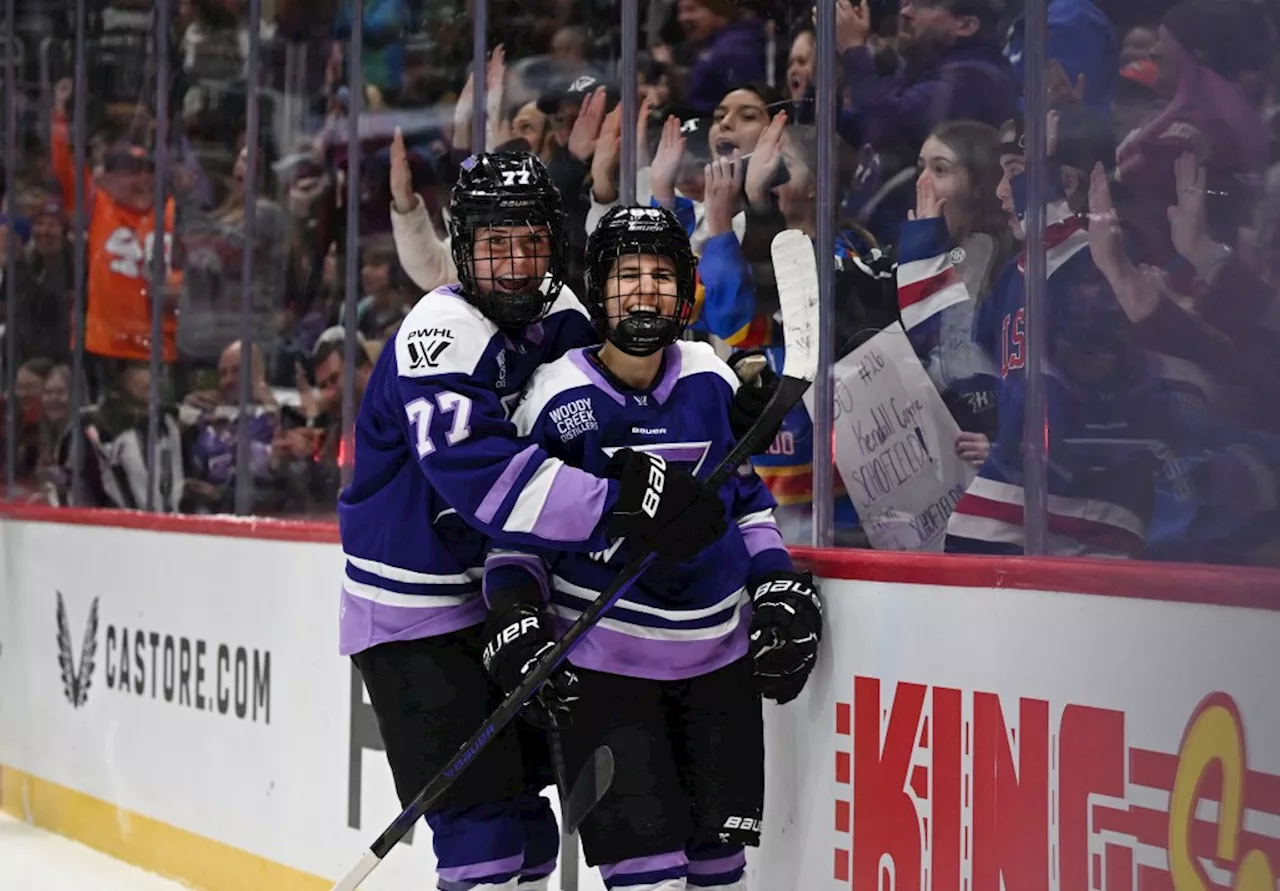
[52,112,180,362]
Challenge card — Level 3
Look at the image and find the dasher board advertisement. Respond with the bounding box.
[758,576,1280,891]
[0,517,603,890]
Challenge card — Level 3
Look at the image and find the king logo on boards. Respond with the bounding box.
[831,678,1278,890]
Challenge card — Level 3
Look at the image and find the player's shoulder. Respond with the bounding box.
[511,349,597,434]
[545,282,591,321]
[674,341,739,393]
[394,284,497,378]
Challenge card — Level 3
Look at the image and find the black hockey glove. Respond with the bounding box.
[603,449,728,564]
[726,350,783,448]
[482,586,579,729]
[748,570,823,705]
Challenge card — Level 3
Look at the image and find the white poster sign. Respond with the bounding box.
[814,323,975,551]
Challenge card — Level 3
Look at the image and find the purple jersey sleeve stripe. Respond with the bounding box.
[475,443,540,526]
[740,521,784,557]
[530,465,610,543]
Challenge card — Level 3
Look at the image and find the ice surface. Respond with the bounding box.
[0,813,187,890]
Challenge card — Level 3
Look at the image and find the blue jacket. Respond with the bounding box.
[1005,0,1117,112]
[839,35,1018,154]
[685,19,769,115]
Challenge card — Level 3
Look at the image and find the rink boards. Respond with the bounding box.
[0,505,1277,891]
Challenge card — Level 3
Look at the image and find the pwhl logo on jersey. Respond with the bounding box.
[53,592,272,724]
[405,327,454,371]
[831,678,1278,889]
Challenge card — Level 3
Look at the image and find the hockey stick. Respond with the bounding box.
[556,736,615,834]
[330,230,820,890]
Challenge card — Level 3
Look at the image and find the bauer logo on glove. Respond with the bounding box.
[481,615,542,671]
[748,570,823,705]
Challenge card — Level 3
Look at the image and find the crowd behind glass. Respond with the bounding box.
[2,0,1279,568]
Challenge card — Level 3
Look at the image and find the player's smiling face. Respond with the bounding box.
[471,224,552,296]
[604,253,680,329]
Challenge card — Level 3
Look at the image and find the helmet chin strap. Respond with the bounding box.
[608,312,681,357]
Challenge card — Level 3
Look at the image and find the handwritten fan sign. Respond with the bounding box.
[818,323,975,551]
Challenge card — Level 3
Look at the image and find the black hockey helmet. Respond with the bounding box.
[449,151,569,329]
[584,206,697,356]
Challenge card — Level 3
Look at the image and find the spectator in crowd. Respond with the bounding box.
[663,83,786,279]
[1004,0,1118,113]
[14,200,74,368]
[179,339,280,514]
[695,115,895,542]
[1118,23,1159,66]
[533,76,624,292]
[1112,54,1161,144]
[178,135,295,385]
[786,27,815,103]
[355,237,412,343]
[16,0,1279,564]
[1115,0,1271,278]
[639,59,677,121]
[896,120,1011,457]
[676,0,768,114]
[32,365,73,499]
[1088,158,1280,563]
[835,0,1017,154]
[180,0,260,84]
[1090,151,1280,434]
[283,326,374,506]
[508,101,557,166]
[550,24,591,69]
[0,213,30,323]
[943,107,1168,558]
[832,0,1016,246]
[50,81,182,391]
[624,108,721,252]
[388,128,457,293]
[58,361,185,512]
[5,358,56,483]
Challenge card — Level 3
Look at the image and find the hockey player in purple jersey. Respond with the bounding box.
[481,206,823,891]
[340,155,742,890]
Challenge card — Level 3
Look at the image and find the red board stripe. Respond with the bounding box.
[1,503,1276,610]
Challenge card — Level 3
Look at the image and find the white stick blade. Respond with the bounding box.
[331,850,382,891]
[771,229,820,383]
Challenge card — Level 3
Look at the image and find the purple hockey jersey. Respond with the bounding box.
[483,341,793,681]
[337,282,614,656]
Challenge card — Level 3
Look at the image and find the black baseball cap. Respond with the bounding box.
[536,74,619,116]
[644,106,712,168]
[103,143,155,174]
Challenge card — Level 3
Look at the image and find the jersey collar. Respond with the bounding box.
[569,344,684,406]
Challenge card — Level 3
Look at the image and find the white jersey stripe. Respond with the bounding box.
[503,459,561,534]
[342,577,479,608]
[344,552,481,586]
[552,575,747,621]
[549,598,748,642]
